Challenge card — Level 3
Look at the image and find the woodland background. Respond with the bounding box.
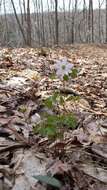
[0,0,107,47]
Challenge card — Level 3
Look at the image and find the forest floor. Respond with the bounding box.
[0,44,107,190]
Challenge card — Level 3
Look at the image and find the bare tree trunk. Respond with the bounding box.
[74,0,78,42]
[71,16,74,43]
[47,0,53,45]
[26,0,32,46]
[71,0,75,44]
[63,0,66,43]
[41,0,45,46]
[0,0,2,11]
[83,0,87,42]
[23,0,27,21]
[106,0,107,42]
[38,0,43,45]
[68,0,71,43]
[91,0,94,42]
[19,0,24,25]
[50,0,56,44]
[3,0,8,44]
[55,0,59,45]
[97,0,104,42]
[11,0,27,45]
[88,0,94,42]
[68,0,71,17]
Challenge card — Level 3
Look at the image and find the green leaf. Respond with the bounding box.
[59,96,65,105]
[37,125,57,138]
[44,92,60,109]
[46,115,58,125]
[18,105,27,113]
[36,125,47,137]
[33,175,62,188]
[52,92,59,102]
[70,68,78,78]
[63,114,77,129]
[66,95,80,102]
[35,115,59,138]
[45,126,57,138]
[63,74,69,81]
[44,97,53,109]
[49,73,56,79]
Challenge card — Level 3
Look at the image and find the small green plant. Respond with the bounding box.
[18,105,27,113]
[33,114,77,139]
[70,68,78,78]
[49,72,56,79]
[63,74,69,81]
[44,91,65,110]
[60,114,77,129]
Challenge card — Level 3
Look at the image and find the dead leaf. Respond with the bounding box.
[79,163,107,183]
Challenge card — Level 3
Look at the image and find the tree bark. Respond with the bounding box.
[106,0,107,42]
[26,0,32,46]
[88,0,94,42]
[55,0,59,45]
[11,0,27,45]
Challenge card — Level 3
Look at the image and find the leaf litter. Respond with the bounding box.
[0,45,107,189]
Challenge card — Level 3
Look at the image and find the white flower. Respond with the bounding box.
[54,58,74,79]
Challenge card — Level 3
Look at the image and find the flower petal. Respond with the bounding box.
[55,58,74,79]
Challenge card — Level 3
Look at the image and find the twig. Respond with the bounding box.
[6,125,30,145]
[0,143,29,153]
[13,154,24,172]
[79,103,107,117]
[58,87,80,96]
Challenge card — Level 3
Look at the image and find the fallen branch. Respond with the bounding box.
[58,87,80,96]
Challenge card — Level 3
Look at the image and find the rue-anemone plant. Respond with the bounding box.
[33,113,77,139]
[33,58,78,139]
